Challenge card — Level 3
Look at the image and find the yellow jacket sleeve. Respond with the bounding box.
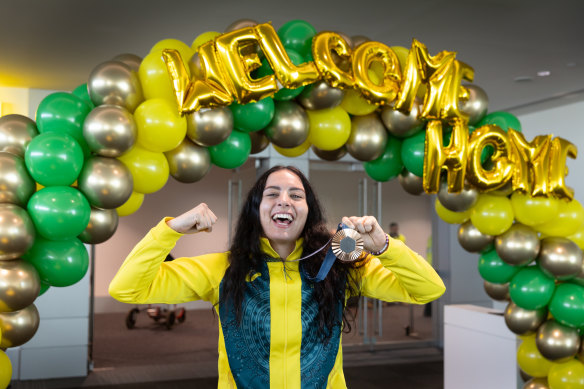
[109,218,229,305]
[359,235,445,304]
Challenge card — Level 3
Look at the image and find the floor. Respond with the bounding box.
[11,303,444,388]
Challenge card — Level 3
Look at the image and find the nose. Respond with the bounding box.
[277,192,291,206]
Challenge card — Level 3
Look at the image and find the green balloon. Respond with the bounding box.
[23,236,89,287]
[477,111,522,132]
[209,130,251,169]
[230,98,275,133]
[364,136,403,182]
[36,92,91,156]
[72,84,95,109]
[277,20,316,58]
[24,132,84,186]
[27,186,91,240]
[400,130,425,177]
[478,248,521,284]
[509,266,556,310]
[255,49,306,101]
[38,280,50,296]
[549,283,584,328]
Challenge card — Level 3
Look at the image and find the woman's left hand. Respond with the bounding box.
[341,216,387,253]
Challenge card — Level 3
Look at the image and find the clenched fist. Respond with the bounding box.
[166,203,218,234]
[341,216,387,253]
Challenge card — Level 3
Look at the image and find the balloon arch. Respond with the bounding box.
[0,18,583,388]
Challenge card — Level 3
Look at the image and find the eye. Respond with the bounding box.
[264,192,279,197]
[290,193,304,199]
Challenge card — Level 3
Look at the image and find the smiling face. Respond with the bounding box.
[259,169,309,255]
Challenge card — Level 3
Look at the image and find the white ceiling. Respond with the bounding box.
[1,0,583,111]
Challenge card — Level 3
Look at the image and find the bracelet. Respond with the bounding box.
[369,234,389,256]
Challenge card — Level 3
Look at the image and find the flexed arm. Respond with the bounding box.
[343,215,445,304]
[109,203,227,305]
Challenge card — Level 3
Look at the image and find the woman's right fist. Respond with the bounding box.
[166,203,218,234]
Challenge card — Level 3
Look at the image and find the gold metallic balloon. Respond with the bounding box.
[459,84,489,126]
[78,207,119,244]
[495,224,540,266]
[312,32,354,89]
[225,19,258,32]
[523,377,549,389]
[538,237,583,280]
[398,169,424,196]
[380,101,424,138]
[88,60,144,112]
[254,24,319,90]
[112,53,142,72]
[483,281,510,301]
[0,304,40,348]
[297,81,345,111]
[77,156,133,209]
[579,337,584,362]
[83,105,137,157]
[346,114,388,162]
[264,101,309,148]
[164,138,211,183]
[312,146,347,161]
[0,152,35,207]
[548,137,577,201]
[0,260,40,312]
[504,302,546,336]
[0,114,39,157]
[186,107,233,147]
[351,35,371,48]
[457,220,494,253]
[250,131,270,155]
[0,204,35,261]
[467,125,513,191]
[536,319,580,362]
[437,181,478,212]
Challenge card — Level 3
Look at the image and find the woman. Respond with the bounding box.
[109,165,445,388]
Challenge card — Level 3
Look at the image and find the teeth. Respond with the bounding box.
[272,213,293,221]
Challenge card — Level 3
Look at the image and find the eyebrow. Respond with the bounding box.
[264,185,305,192]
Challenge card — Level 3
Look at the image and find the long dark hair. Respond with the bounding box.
[221,165,364,338]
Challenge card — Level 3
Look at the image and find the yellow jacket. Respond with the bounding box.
[109,218,445,388]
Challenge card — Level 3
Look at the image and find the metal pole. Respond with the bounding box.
[88,244,95,371]
[361,178,368,344]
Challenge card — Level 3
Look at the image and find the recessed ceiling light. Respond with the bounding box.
[537,70,551,77]
[514,76,533,82]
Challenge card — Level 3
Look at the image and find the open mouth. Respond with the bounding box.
[272,213,294,226]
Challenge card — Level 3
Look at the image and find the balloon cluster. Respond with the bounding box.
[0,18,582,388]
[432,103,584,388]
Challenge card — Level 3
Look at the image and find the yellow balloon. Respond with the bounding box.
[517,335,554,377]
[435,198,471,224]
[139,51,179,106]
[470,194,514,236]
[340,78,378,116]
[307,106,351,151]
[548,360,584,388]
[134,99,187,153]
[191,31,221,51]
[118,146,169,194]
[116,191,144,217]
[568,225,584,250]
[511,192,560,226]
[0,349,11,389]
[150,38,195,65]
[535,199,584,237]
[273,138,311,157]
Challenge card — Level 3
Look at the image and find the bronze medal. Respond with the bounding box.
[331,228,363,262]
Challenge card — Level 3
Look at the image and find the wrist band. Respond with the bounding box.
[370,234,389,256]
